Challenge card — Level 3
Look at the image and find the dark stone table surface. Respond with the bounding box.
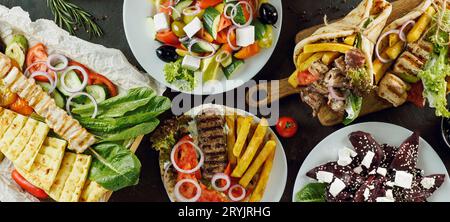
[2,0,449,202]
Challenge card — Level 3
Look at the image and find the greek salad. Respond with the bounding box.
[147,0,278,91]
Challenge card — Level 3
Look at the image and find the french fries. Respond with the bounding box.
[232,116,253,158]
[322,52,341,66]
[249,148,275,202]
[303,43,354,54]
[385,41,404,60]
[289,52,325,88]
[225,114,237,166]
[296,52,313,67]
[407,6,436,43]
[344,34,356,46]
[239,140,276,187]
[232,118,268,177]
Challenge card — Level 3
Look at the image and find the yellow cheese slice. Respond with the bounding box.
[80,180,109,202]
[0,114,27,155]
[15,122,50,170]
[48,152,77,201]
[0,108,17,138]
[5,118,38,161]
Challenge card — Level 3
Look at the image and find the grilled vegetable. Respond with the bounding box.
[12,170,48,199]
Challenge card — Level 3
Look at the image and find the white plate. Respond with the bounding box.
[123,0,283,95]
[292,122,450,202]
[165,104,287,202]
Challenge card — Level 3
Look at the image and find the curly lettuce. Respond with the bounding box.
[164,59,196,91]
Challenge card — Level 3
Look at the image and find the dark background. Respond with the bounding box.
[2,0,449,202]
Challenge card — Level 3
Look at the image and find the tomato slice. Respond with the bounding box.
[407,81,425,108]
[156,31,181,47]
[158,0,172,15]
[234,43,260,60]
[26,43,52,82]
[197,0,223,9]
[11,170,48,199]
[297,70,319,86]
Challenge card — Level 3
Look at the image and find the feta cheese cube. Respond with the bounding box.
[420,177,435,189]
[236,26,255,47]
[394,171,413,189]
[386,181,395,187]
[376,197,395,202]
[182,55,201,71]
[337,147,356,166]
[353,166,363,174]
[154,13,170,32]
[361,151,375,168]
[316,171,333,183]
[376,167,387,176]
[386,189,394,199]
[329,178,346,197]
[363,188,370,201]
[183,17,203,38]
[369,169,376,175]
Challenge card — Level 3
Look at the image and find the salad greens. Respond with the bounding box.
[164,59,197,91]
[88,143,141,191]
[73,87,171,142]
[295,183,327,202]
[343,93,363,125]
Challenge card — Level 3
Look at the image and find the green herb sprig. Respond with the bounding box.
[47,0,103,38]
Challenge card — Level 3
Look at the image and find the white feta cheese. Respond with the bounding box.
[154,13,170,32]
[386,181,395,187]
[394,171,413,189]
[368,185,375,190]
[363,188,370,201]
[386,189,394,199]
[337,147,356,166]
[183,17,203,38]
[329,178,346,197]
[236,25,255,47]
[369,169,376,175]
[181,55,201,71]
[420,177,435,189]
[316,171,333,183]
[361,151,375,168]
[376,167,387,176]
[353,166,363,174]
[376,197,395,202]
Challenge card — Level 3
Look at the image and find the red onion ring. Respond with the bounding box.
[227,26,241,51]
[375,29,400,63]
[188,39,216,59]
[215,51,231,63]
[231,1,253,28]
[30,71,57,94]
[223,3,235,19]
[47,54,68,71]
[228,184,246,202]
[399,20,416,42]
[174,179,202,202]
[60,66,88,93]
[328,86,346,101]
[66,92,98,118]
[24,61,47,77]
[170,140,205,174]
[211,173,231,192]
[182,5,200,16]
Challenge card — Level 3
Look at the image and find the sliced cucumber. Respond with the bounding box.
[172,0,193,20]
[190,41,220,53]
[220,53,233,67]
[86,85,107,103]
[223,58,244,79]
[203,7,221,39]
[37,82,65,108]
[57,69,83,96]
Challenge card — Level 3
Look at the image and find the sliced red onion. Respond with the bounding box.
[399,20,416,42]
[174,179,202,202]
[182,5,200,16]
[61,66,88,93]
[30,71,57,94]
[179,36,190,43]
[66,92,98,118]
[24,61,47,77]
[328,86,346,101]
[223,3,235,19]
[211,173,231,192]
[231,1,253,28]
[215,51,231,63]
[227,26,241,51]
[228,184,246,202]
[47,54,68,71]
[375,29,400,63]
[170,140,205,174]
[188,39,216,59]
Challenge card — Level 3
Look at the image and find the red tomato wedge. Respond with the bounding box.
[26,43,53,82]
[11,170,48,199]
[296,70,319,86]
[68,61,118,97]
[197,0,222,9]
[9,97,34,116]
[218,14,232,33]
[234,43,260,59]
[197,29,214,43]
[156,31,180,47]
[158,1,172,15]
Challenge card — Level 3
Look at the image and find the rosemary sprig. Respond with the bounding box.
[47,0,103,38]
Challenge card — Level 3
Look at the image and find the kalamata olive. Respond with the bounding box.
[0,40,5,53]
[156,45,179,63]
[259,3,278,25]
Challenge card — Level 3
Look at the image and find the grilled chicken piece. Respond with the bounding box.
[196,112,227,180]
[2,66,96,153]
[308,61,329,77]
[390,132,419,172]
[334,56,347,73]
[309,82,329,95]
[0,53,12,78]
[345,49,366,69]
[407,41,433,63]
[300,89,326,116]
[324,68,350,88]
[378,73,408,107]
[328,98,346,113]
[392,51,424,77]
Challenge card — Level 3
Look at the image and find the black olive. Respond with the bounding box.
[259,3,278,25]
[156,45,179,63]
[0,39,5,54]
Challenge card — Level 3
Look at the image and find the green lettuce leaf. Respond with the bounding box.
[343,93,362,125]
[295,183,327,202]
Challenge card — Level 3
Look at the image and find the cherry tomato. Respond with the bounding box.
[297,70,319,86]
[156,31,181,47]
[11,170,48,199]
[9,97,34,116]
[26,43,52,82]
[275,117,298,138]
